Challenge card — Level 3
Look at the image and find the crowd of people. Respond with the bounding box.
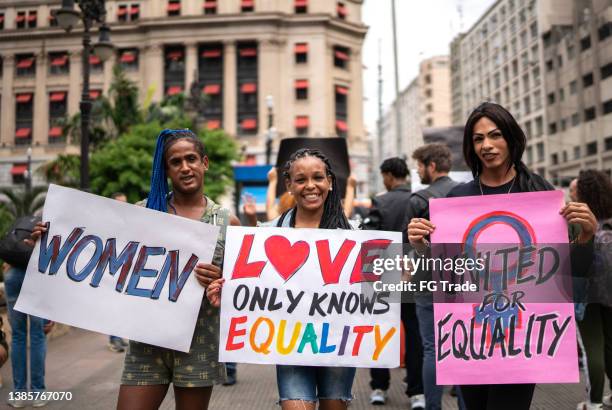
[0,101,610,410]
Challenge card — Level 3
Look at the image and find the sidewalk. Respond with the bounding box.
[0,327,602,409]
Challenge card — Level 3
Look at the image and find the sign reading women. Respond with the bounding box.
[429,191,579,384]
[15,184,220,352]
[219,226,402,368]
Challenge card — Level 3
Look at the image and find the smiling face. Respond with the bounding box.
[165,139,209,195]
[472,116,511,174]
[285,156,331,213]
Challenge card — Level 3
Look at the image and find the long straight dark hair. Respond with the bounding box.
[282,148,351,229]
[463,102,527,177]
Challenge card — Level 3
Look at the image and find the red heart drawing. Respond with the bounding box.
[264,235,310,281]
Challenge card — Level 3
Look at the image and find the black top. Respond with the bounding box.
[447,178,523,197]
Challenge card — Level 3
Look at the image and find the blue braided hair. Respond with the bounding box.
[146,128,206,212]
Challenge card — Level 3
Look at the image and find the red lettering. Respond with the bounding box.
[352,325,374,356]
[226,316,248,350]
[349,239,393,283]
[316,239,356,284]
[231,234,266,279]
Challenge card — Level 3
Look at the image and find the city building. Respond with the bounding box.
[0,0,369,191]
[451,0,547,176]
[540,0,612,183]
[451,0,611,180]
[379,55,452,169]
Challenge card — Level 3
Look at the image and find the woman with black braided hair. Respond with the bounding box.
[208,148,356,410]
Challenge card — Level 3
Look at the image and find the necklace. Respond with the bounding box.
[478,175,516,195]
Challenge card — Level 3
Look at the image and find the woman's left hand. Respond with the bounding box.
[194,263,222,288]
[560,202,597,243]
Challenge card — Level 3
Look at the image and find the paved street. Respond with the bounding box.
[0,327,603,409]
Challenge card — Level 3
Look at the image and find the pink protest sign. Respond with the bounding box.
[429,190,579,384]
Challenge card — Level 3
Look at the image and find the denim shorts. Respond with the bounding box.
[276,365,355,403]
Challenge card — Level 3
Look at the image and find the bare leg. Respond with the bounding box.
[319,399,349,410]
[117,384,169,410]
[281,399,316,410]
[174,386,213,410]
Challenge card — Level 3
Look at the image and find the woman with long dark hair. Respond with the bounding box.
[208,148,355,410]
[407,102,597,410]
[575,170,612,410]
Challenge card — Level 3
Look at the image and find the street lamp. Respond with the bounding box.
[265,95,274,165]
[56,0,114,190]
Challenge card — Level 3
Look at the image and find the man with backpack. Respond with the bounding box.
[410,143,462,410]
[363,157,425,409]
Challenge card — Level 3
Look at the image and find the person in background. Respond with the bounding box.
[569,177,578,202]
[574,170,612,410]
[107,192,130,353]
[363,157,425,409]
[4,258,54,408]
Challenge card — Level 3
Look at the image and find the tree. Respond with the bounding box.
[0,187,47,220]
[36,154,80,188]
[89,121,239,203]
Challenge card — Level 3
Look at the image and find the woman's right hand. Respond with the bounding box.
[206,278,225,308]
[267,167,277,183]
[24,222,49,247]
[407,217,435,246]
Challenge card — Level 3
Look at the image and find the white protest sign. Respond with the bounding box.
[15,184,220,352]
[219,226,402,368]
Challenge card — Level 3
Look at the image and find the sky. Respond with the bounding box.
[361,0,497,132]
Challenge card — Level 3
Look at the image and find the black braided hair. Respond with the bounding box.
[282,148,351,230]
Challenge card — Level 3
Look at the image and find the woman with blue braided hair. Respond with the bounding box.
[116,128,241,410]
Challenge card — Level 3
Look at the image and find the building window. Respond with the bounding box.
[15,54,36,77]
[560,118,567,131]
[571,112,580,126]
[117,5,128,21]
[49,51,70,75]
[237,43,258,135]
[536,143,544,162]
[49,91,67,144]
[164,45,185,97]
[551,153,558,165]
[601,62,612,80]
[603,99,612,115]
[49,9,58,26]
[15,93,33,146]
[167,0,181,16]
[559,88,564,101]
[295,0,307,14]
[548,122,557,135]
[562,151,568,162]
[241,0,254,12]
[295,79,308,100]
[90,54,103,74]
[294,43,308,64]
[581,35,591,51]
[295,116,309,136]
[599,22,611,42]
[203,0,217,14]
[605,136,612,151]
[586,142,597,156]
[569,80,577,94]
[0,12,4,30]
[199,43,223,125]
[335,85,348,138]
[118,49,139,71]
[28,10,37,28]
[16,11,26,29]
[546,59,553,72]
[547,92,555,105]
[526,146,533,164]
[583,72,594,88]
[584,106,596,121]
[567,43,575,59]
[337,2,347,19]
[535,116,543,136]
[333,45,349,69]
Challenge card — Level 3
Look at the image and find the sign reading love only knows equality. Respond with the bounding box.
[15,184,220,352]
[218,226,402,368]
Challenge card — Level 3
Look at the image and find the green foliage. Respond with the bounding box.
[105,64,141,137]
[0,202,14,237]
[36,154,80,188]
[0,187,47,220]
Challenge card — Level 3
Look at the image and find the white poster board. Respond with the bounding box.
[15,184,220,352]
[219,226,402,368]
